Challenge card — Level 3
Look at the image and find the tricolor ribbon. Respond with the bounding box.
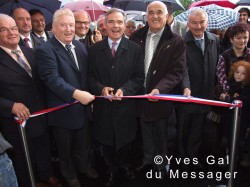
[15,94,242,127]
[15,101,78,127]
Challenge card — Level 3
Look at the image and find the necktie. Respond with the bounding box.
[11,50,32,77]
[79,38,85,43]
[65,44,79,69]
[144,33,156,85]
[111,42,117,57]
[196,39,204,54]
[65,44,76,62]
[40,36,45,42]
[23,38,30,48]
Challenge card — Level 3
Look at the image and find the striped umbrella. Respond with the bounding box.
[175,4,239,30]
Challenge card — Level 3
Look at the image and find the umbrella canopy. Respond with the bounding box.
[188,0,236,9]
[236,0,250,6]
[175,4,239,30]
[0,0,61,25]
[62,0,109,21]
[113,0,184,12]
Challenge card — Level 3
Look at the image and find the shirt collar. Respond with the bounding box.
[194,34,204,41]
[55,36,75,49]
[147,27,164,37]
[0,45,21,54]
[75,35,86,40]
[108,37,122,46]
[20,33,32,41]
[34,32,47,40]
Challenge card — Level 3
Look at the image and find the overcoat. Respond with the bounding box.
[130,24,186,122]
[179,30,220,113]
[88,37,144,149]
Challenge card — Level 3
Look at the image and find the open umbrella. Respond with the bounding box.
[62,0,109,21]
[236,0,250,6]
[113,0,184,12]
[0,0,61,25]
[188,0,236,9]
[175,4,239,30]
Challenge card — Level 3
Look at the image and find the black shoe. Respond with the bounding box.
[105,171,115,187]
[122,167,136,179]
[136,163,153,172]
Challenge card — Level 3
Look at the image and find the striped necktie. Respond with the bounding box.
[144,33,156,86]
[111,41,117,57]
[11,50,32,77]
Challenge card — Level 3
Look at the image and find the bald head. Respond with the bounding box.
[74,10,91,37]
[0,14,20,49]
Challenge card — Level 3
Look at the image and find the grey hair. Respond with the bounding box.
[126,19,136,26]
[73,10,92,22]
[146,1,168,15]
[53,8,74,23]
[188,8,208,22]
[105,8,127,23]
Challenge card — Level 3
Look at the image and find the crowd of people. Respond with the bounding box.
[0,1,249,187]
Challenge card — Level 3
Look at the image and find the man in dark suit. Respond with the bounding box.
[130,1,186,177]
[29,9,53,42]
[12,8,43,49]
[36,8,95,187]
[0,14,61,187]
[88,8,144,186]
[176,8,219,164]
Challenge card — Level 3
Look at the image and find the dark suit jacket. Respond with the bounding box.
[32,31,53,42]
[36,36,90,129]
[88,36,144,148]
[0,46,46,138]
[19,32,43,49]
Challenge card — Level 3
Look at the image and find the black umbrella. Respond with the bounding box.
[113,0,185,12]
[236,0,250,6]
[0,0,61,24]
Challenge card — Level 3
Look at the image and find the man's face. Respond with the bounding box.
[188,12,208,38]
[13,8,32,35]
[0,18,20,49]
[52,15,75,44]
[147,3,168,33]
[239,11,249,23]
[74,12,90,37]
[125,22,136,37]
[31,13,45,34]
[98,17,108,37]
[105,12,125,41]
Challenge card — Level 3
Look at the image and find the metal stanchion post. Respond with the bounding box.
[228,100,242,187]
[19,125,36,187]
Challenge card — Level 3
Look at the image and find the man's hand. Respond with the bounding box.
[148,89,160,102]
[94,30,102,42]
[12,103,30,120]
[113,89,123,101]
[73,89,95,105]
[102,87,114,101]
[183,88,191,98]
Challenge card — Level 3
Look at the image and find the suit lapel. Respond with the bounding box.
[51,37,79,71]
[115,37,128,58]
[0,47,32,79]
[101,38,114,63]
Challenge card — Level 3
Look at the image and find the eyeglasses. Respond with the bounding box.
[75,21,90,25]
[126,25,136,30]
[0,26,18,33]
